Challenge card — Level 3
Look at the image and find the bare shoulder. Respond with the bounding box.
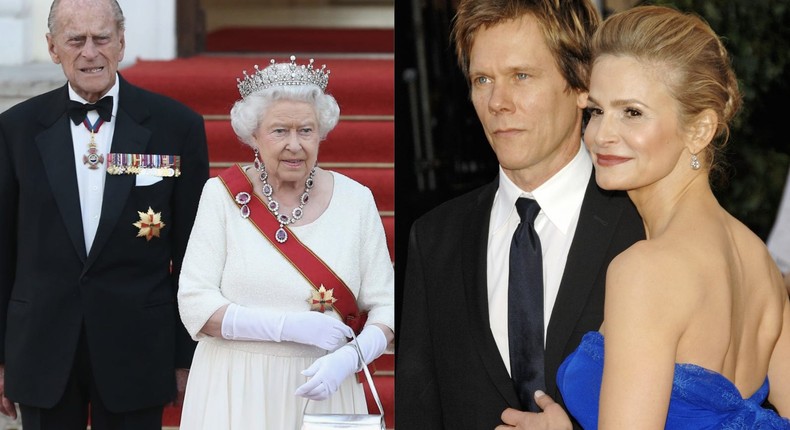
[607,238,696,296]
[604,238,700,333]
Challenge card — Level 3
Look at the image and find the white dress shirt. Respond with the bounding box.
[768,167,790,273]
[487,143,592,374]
[69,77,120,253]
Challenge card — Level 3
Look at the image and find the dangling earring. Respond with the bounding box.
[690,153,701,170]
[253,147,263,171]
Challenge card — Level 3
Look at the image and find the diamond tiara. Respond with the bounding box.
[236,55,330,99]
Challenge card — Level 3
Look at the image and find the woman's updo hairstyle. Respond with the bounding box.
[591,5,741,184]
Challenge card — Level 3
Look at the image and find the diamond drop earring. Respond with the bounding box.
[690,153,701,170]
[253,147,263,171]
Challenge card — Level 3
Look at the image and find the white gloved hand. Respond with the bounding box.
[281,311,353,351]
[295,343,358,400]
[295,325,388,400]
[221,303,284,341]
[350,325,388,366]
[221,304,352,351]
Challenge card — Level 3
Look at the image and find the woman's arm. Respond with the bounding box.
[372,323,394,345]
[355,187,395,334]
[198,304,230,337]
[599,245,690,429]
[177,180,233,339]
[768,297,790,417]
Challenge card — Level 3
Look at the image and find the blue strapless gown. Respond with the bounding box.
[557,331,790,429]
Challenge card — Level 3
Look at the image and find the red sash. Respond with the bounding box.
[218,164,368,335]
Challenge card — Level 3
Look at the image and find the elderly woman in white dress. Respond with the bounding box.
[177,56,395,429]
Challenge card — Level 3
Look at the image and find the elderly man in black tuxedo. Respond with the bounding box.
[396,1,645,429]
[0,0,207,428]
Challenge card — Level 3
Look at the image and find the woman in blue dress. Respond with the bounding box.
[556,5,790,429]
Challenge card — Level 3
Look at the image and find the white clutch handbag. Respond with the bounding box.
[300,334,386,430]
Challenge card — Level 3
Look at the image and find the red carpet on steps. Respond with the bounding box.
[121,56,394,116]
[206,27,393,53]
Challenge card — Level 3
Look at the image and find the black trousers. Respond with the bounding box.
[19,329,164,430]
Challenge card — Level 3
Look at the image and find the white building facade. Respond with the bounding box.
[0,0,177,66]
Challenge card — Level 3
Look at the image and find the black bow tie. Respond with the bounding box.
[68,96,113,125]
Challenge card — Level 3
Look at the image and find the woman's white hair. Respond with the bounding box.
[230,85,340,148]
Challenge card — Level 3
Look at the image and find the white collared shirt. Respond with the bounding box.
[768,167,790,273]
[487,143,592,374]
[69,76,120,253]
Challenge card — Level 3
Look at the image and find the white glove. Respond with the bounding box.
[295,343,358,400]
[350,324,388,367]
[281,311,353,351]
[221,304,352,351]
[295,325,388,400]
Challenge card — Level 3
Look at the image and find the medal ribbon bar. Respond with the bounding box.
[106,153,182,177]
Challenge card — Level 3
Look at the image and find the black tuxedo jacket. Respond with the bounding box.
[396,173,645,429]
[0,75,208,412]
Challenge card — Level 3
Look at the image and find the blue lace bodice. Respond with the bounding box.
[557,331,790,429]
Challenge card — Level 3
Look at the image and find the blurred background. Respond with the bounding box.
[394,0,790,304]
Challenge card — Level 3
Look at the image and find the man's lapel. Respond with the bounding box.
[462,179,522,407]
[545,172,628,389]
[84,78,150,271]
[36,86,88,262]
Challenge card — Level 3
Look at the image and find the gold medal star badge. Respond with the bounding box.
[308,285,338,313]
[133,207,165,241]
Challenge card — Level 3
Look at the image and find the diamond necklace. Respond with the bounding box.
[255,158,315,243]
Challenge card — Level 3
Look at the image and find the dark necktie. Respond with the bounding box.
[508,197,545,412]
[67,96,113,125]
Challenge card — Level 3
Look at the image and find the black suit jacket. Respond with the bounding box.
[0,75,208,412]
[396,173,644,429]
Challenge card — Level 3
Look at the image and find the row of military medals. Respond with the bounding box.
[82,117,104,169]
[106,154,180,177]
[81,119,180,177]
